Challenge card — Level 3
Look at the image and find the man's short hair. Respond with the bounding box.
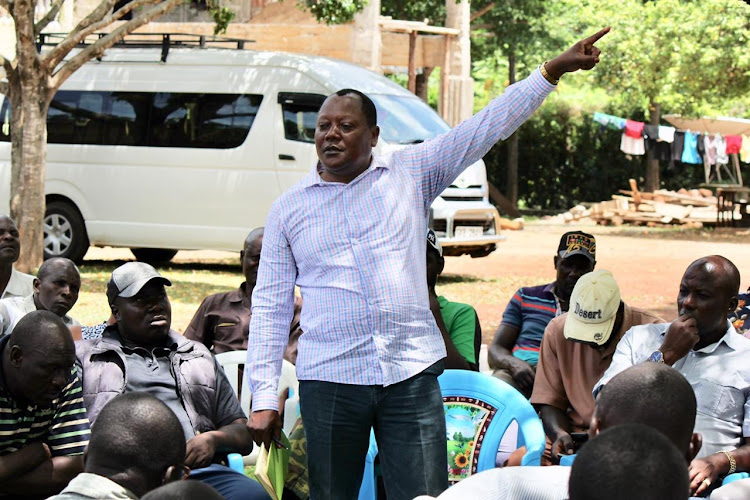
[569,424,689,500]
[9,310,71,351]
[36,257,78,282]
[86,393,185,488]
[595,362,696,453]
[333,88,377,128]
[140,480,224,500]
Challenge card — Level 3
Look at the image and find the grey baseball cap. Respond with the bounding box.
[106,262,171,304]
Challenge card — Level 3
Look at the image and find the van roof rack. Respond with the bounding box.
[37,32,256,62]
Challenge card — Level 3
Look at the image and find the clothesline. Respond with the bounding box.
[593,112,750,165]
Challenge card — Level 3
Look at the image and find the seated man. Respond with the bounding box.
[415,361,701,500]
[49,392,188,499]
[76,262,268,500]
[595,255,750,497]
[184,227,303,363]
[427,229,481,370]
[489,231,596,396]
[531,269,663,463]
[569,424,690,500]
[728,285,750,337]
[0,310,90,497]
[0,257,80,337]
[0,215,34,300]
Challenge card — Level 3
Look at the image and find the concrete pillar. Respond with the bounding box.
[351,0,381,73]
[444,0,473,126]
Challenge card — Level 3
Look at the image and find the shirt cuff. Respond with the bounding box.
[251,391,280,413]
[527,67,557,96]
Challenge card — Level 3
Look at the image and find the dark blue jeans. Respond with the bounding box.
[299,362,448,500]
[189,464,269,499]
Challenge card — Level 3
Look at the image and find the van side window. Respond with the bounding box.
[281,103,318,143]
[30,90,263,149]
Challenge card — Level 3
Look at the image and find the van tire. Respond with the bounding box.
[130,248,178,264]
[43,201,89,265]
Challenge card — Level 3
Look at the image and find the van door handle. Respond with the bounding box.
[278,154,295,161]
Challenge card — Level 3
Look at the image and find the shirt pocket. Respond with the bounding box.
[694,376,745,425]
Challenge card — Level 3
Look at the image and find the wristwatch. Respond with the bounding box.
[648,350,665,363]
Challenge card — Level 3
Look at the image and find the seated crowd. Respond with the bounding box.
[1,212,750,500]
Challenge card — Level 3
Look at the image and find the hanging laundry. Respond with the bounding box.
[696,133,705,160]
[681,132,702,164]
[715,133,728,165]
[726,135,742,155]
[658,126,675,143]
[620,131,645,155]
[593,112,626,130]
[624,119,645,138]
[643,125,669,161]
[741,135,750,163]
[672,131,685,163]
[704,134,717,166]
[643,125,659,140]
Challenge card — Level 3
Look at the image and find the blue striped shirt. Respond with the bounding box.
[247,69,555,411]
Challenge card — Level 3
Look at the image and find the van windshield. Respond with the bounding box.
[370,95,450,144]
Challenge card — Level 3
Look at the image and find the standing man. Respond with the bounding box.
[0,257,81,337]
[489,231,596,397]
[184,227,303,363]
[594,255,750,497]
[247,29,610,499]
[0,215,34,300]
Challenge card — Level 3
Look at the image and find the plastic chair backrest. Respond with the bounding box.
[215,350,252,416]
[438,369,545,482]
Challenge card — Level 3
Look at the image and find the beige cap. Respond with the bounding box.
[564,270,621,346]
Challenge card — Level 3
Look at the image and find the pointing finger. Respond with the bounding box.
[584,27,611,45]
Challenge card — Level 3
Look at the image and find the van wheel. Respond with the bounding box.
[130,248,178,264]
[44,201,90,265]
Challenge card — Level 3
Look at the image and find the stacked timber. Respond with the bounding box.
[555,180,719,227]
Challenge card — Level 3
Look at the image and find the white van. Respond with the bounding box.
[0,37,503,263]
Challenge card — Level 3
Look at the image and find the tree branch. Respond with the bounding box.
[470,2,495,22]
[34,0,66,36]
[50,0,182,90]
[43,0,167,71]
[43,0,118,68]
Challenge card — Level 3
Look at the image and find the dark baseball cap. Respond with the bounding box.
[427,228,443,257]
[106,262,172,304]
[558,231,596,263]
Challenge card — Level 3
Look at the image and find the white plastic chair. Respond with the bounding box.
[216,350,299,465]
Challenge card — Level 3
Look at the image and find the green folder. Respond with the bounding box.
[255,432,290,500]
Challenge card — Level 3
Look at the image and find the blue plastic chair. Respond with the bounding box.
[438,369,546,470]
[723,472,750,485]
[357,369,545,498]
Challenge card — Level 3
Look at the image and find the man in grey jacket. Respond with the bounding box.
[76,262,268,500]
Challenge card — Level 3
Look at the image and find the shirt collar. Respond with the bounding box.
[301,155,389,189]
[3,268,32,297]
[100,325,182,353]
[230,283,249,304]
[61,473,138,499]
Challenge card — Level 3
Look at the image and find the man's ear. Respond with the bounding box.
[588,415,601,439]
[33,278,40,293]
[110,303,120,322]
[553,255,560,269]
[728,295,739,314]
[240,250,245,264]
[370,125,380,147]
[8,345,23,367]
[688,432,703,462]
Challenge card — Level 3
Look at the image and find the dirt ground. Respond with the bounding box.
[442,222,750,345]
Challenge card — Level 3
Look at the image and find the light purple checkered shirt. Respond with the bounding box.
[247,69,555,411]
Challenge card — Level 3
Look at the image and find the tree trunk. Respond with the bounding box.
[9,0,50,273]
[506,48,519,208]
[415,67,434,103]
[644,100,661,192]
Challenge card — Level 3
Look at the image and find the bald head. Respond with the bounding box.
[594,362,697,460]
[87,392,186,497]
[242,227,264,287]
[685,255,740,298]
[4,311,75,406]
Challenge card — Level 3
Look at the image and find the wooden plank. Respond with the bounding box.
[629,178,642,205]
[408,31,417,93]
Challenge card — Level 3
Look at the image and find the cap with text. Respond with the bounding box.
[564,269,620,346]
[106,261,172,304]
[427,228,443,257]
[558,231,596,263]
